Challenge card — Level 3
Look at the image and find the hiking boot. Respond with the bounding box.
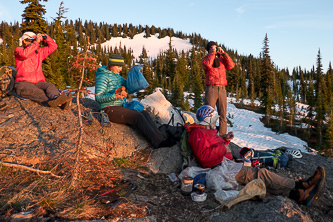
[297,176,325,207]
[97,110,111,127]
[60,100,70,110]
[83,109,94,125]
[295,166,326,189]
[48,94,68,108]
[60,94,73,110]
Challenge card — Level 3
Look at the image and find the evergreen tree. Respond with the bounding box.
[163,38,176,86]
[315,79,326,146]
[247,55,255,106]
[325,111,333,153]
[20,0,48,33]
[170,70,184,108]
[299,66,307,103]
[112,24,119,37]
[0,22,18,67]
[189,46,203,111]
[49,1,67,89]
[145,25,151,38]
[275,75,284,131]
[260,34,274,120]
[326,62,333,110]
[139,46,148,63]
[240,68,247,99]
[306,78,315,137]
[287,86,296,134]
[314,49,323,98]
[183,95,191,111]
[104,23,110,40]
[176,50,189,91]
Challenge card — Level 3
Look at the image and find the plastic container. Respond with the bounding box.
[181,176,193,195]
[191,192,207,202]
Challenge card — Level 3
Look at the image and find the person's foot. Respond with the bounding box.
[297,175,325,206]
[48,94,68,108]
[60,100,70,110]
[83,109,94,125]
[97,110,111,127]
[295,166,326,189]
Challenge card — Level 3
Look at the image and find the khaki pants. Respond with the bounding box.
[204,85,227,135]
[235,166,295,196]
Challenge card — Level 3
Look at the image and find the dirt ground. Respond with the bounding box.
[0,96,332,221]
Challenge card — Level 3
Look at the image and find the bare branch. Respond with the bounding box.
[0,161,64,179]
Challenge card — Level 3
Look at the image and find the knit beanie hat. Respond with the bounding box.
[206,41,217,51]
[108,54,124,66]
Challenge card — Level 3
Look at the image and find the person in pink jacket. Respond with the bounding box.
[202,41,235,137]
[14,32,70,109]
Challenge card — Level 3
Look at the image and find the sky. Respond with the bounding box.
[1,0,333,72]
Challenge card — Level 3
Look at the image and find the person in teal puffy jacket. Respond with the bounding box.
[95,54,176,148]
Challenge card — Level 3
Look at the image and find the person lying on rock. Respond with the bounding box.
[188,105,326,206]
[14,32,71,110]
[95,54,176,148]
[187,105,234,169]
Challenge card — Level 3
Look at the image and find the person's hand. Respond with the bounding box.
[115,94,125,99]
[115,86,127,99]
[216,47,224,54]
[225,131,234,141]
[115,86,126,94]
[35,33,43,43]
[120,90,128,98]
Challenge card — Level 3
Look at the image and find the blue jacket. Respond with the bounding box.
[95,66,126,109]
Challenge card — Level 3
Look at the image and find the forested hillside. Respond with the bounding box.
[0,1,332,154]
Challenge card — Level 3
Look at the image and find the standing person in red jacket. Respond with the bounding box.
[187,105,234,168]
[14,32,70,109]
[201,41,235,137]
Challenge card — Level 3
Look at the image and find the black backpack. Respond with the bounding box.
[158,107,185,141]
[0,66,16,97]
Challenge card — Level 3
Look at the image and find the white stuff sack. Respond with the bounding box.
[206,158,243,190]
[140,89,184,125]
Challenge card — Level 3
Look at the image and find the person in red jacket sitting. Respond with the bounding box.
[202,41,235,137]
[187,105,234,168]
[14,31,71,109]
[188,105,326,206]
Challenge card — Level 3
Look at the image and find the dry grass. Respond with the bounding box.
[0,148,150,221]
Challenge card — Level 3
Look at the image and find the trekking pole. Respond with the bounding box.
[110,182,137,210]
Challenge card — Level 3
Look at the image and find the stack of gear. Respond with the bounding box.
[239,147,289,169]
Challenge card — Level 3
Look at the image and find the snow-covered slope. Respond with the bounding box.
[227,98,309,152]
[100,32,193,59]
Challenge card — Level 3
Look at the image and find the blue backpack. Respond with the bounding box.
[126,65,149,94]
